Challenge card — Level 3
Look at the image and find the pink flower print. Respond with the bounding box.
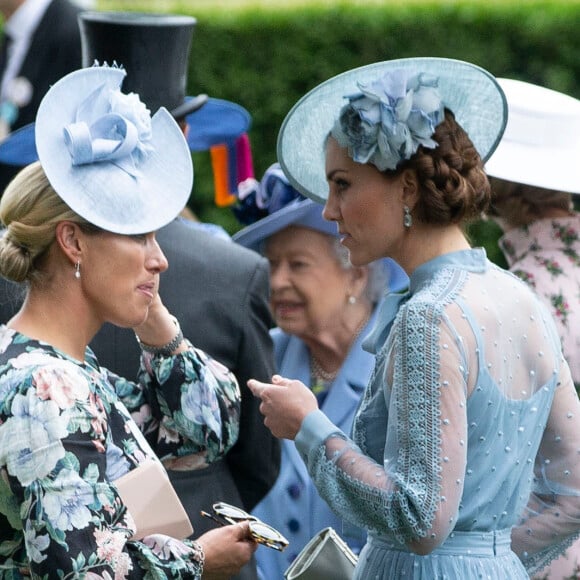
[535,257,563,277]
[513,269,536,289]
[34,365,90,409]
[553,223,579,246]
[87,392,108,443]
[93,527,132,578]
[550,293,570,326]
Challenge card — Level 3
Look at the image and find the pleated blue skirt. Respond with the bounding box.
[354,529,527,579]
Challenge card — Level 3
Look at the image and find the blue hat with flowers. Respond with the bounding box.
[233,163,409,292]
[278,57,507,203]
[34,64,193,234]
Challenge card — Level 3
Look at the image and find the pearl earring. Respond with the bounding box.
[348,295,357,305]
[74,261,81,279]
[403,205,413,229]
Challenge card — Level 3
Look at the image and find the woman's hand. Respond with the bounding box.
[197,522,257,579]
[248,374,319,439]
[133,294,187,355]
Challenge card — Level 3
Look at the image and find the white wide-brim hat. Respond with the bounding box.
[484,78,580,194]
[278,57,507,203]
[35,65,193,234]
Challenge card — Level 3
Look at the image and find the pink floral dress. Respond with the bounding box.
[499,215,580,389]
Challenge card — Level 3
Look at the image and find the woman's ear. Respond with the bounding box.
[349,265,370,301]
[54,221,82,264]
[400,169,419,210]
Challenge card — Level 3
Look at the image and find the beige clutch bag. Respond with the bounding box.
[115,457,193,540]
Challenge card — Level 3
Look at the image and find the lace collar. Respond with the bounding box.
[363,248,487,354]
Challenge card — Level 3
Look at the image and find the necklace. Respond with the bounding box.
[310,311,371,386]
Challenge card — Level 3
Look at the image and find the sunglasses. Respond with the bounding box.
[201,501,289,552]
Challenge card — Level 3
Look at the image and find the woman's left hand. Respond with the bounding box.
[247,374,318,440]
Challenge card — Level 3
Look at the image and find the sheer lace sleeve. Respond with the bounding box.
[296,297,467,553]
[512,358,580,574]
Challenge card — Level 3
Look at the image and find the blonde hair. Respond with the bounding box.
[0,162,90,284]
[488,176,573,227]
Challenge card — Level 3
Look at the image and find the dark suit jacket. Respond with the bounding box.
[90,218,280,510]
[0,0,83,192]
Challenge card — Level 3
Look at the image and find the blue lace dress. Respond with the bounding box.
[0,327,240,578]
[295,248,580,579]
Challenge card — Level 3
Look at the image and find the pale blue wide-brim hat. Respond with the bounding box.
[278,57,507,203]
[234,196,409,293]
[34,65,193,234]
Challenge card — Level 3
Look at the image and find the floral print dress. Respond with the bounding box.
[0,325,241,578]
[499,215,580,389]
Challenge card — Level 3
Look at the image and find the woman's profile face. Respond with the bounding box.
[324,137,406,266]
[264,226,354,339]
[79,230,168,328]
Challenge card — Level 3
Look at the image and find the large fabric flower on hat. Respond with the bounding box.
[63,75,154,178]
[332,69,445,171]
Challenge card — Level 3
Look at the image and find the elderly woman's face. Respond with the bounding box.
[264,226,354,338]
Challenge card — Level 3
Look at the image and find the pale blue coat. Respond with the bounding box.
[253,311,378,580]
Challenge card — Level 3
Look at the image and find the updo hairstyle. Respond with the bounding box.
[487,176,573,228]
[398,109,491,226]
[0,162,91,284]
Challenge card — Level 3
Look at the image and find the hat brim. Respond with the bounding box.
[35,66,193,235]
[171,93,209,121]
[484,78,580,194]
[0,123,37,166]
[233,198,337,252]
[278,57,507,203]
[186,97,251,151]
[0,94,251,167]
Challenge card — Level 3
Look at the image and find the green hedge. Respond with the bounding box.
[100,1,580,264]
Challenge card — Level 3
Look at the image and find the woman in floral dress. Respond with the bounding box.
[486,77,580,580]
[0,65,256,578]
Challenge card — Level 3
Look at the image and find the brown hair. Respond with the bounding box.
[487,176,572,228]
[397,109,491,226]
[0,162,92,284]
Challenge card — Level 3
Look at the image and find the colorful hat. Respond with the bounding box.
[484,78,580,194]
[35,65,192,234]
[233,163,409,292]
[277,57,507,203]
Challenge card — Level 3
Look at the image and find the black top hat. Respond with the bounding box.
[78,11,208,120]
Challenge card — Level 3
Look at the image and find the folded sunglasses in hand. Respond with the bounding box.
[201,501,289,551]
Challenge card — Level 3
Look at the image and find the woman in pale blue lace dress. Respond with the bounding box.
[248,58,580,579]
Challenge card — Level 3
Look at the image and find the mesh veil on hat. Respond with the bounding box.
[278,57,507,203]
[484,78,580,194]
[35,65,193,234]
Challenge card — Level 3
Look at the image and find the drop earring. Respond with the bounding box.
[403,205,413,229]
[74,261,81,279]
